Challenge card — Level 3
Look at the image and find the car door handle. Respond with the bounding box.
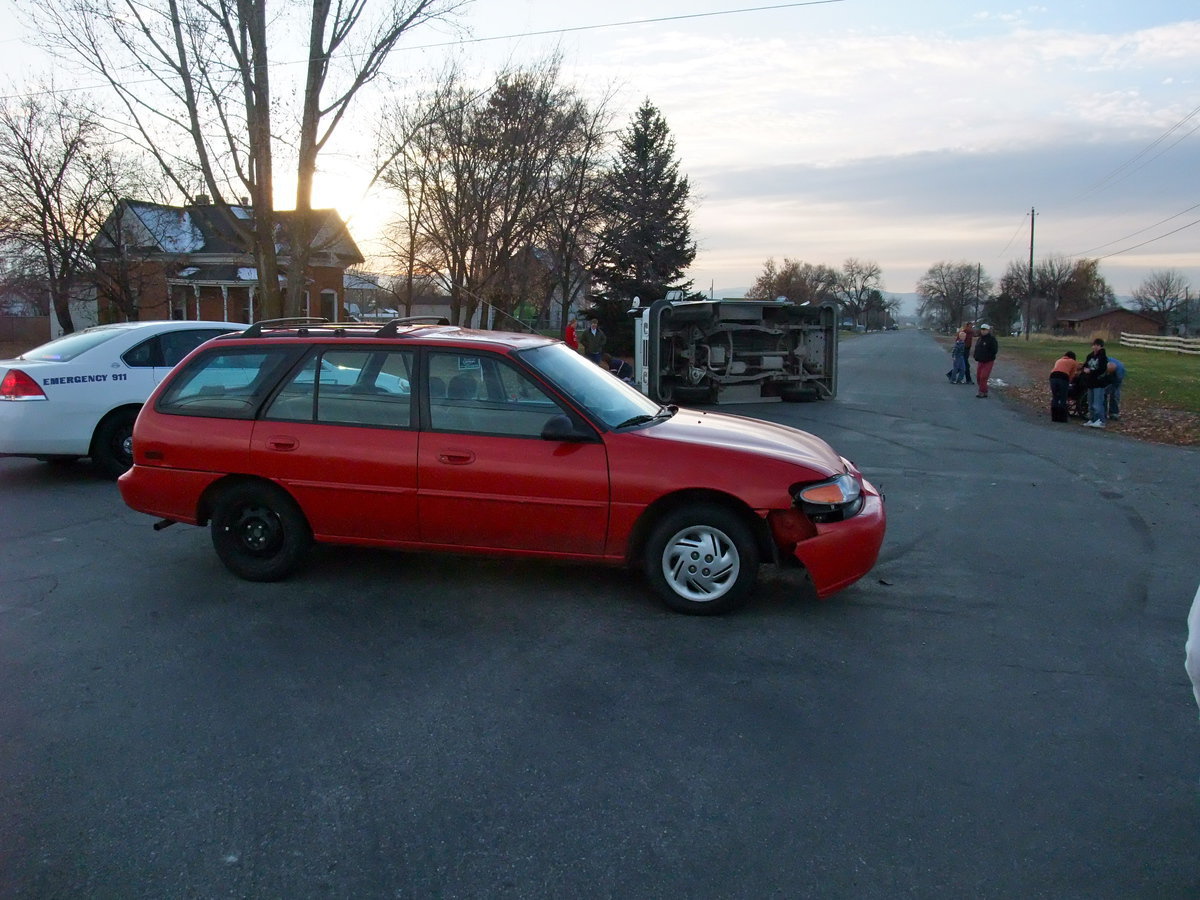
[267,436,299,451]
[437,450,475,465]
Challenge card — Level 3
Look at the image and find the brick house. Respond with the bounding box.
[1054,306,1163,340]
[92,198,364,323]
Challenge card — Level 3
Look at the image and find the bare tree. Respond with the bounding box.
[836,258,883,326]
[747,258,839,306]
[535,89,614,336]
[0,90,134,332]
[1031,255,1075,329]
[916,261,993,330]
[381,58,603,326]
[1133,269,1190,324]
[32,0,461,319]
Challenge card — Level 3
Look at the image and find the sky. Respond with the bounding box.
[5,0,1198,302]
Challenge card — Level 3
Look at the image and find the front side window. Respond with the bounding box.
[427,351,562,436]
[157,347,299,418]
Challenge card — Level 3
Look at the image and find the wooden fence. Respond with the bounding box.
[1119,332,1200,355]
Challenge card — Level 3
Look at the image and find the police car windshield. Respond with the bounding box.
[19,325,130,362]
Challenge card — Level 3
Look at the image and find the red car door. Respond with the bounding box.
[250,348,420,543]
[417,350,609,556]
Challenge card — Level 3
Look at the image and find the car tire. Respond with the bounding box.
[644,504,759,615]
[92,408,139,478]
[671,385,712,404]
[780,386,818,402]
[210,482,312,582]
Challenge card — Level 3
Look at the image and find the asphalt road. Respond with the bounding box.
[2,329,1197,898]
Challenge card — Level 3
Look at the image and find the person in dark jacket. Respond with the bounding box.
[972,323,999,398]
[579,318,606,363]
[601,352,634,382]
[1080,338,1111,428]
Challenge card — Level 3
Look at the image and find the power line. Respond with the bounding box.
[996,213,1029,257]
[1069,201,1200,256]
[1090,217,1200,261]
[1,1,847,103]
[1066,102,1200,203]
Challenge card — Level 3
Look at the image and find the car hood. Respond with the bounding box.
[642,408,845,474]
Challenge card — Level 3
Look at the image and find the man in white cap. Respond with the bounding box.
[972,323,999,398]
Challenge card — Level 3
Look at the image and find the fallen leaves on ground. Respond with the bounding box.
[1001,358,1199,447]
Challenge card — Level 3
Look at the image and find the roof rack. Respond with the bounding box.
[374,316,451,337]
[238,317,328,337]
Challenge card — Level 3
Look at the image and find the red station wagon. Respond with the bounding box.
[119,318,886,614]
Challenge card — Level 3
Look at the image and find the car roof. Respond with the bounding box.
[80,320,242,334]
[213,319,559,352]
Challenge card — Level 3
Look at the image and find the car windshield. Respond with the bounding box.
[519,343,663,429]
[16,325,132,362]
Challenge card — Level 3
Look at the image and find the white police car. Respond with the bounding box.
[0,320,240,476]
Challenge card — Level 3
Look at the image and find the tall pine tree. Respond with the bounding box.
[593,101,696,328]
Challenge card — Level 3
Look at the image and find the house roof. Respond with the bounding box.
[1055,305,1161,324]
[96,199,364,265]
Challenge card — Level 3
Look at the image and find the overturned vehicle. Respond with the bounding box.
[629,297,838,404]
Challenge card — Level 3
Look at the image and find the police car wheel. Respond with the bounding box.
[92,408,138,479]
[643,503,759,615]
[211,482,312,582]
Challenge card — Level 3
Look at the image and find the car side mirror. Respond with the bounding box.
[541,414,594,443]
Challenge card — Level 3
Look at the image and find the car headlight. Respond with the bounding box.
[793,473,863,523]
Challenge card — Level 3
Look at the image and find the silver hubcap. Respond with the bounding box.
[661,524,740,602]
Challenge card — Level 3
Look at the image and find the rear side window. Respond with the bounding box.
[157,347,299,418]
[264,348,414,428]
[123,329,233,368]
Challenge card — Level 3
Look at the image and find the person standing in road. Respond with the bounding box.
[972,323,998,398]
[961,322,975,385]
[580,317,606,363]
[1081,338,1111,428]
[564,317,578,352]
[947,331,968,383]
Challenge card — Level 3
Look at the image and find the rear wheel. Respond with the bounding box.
[210,482,312,581]
[644,504,760,615]
[92,408,138,478]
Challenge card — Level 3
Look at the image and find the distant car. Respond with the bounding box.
[0,320,240,476]
[119,319,886,615]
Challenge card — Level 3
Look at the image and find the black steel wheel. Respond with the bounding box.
[210,482,312,581]
[643,504,759,615]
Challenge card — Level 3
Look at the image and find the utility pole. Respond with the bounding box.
[975,263,981,321]
[1024,207,1036,340]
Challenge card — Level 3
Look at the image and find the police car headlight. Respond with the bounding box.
[793,473,863,523]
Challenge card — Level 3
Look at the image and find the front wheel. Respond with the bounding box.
[644,504,760,615]
[210,482,312,581]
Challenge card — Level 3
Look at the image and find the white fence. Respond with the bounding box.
[1120,333,1200,355]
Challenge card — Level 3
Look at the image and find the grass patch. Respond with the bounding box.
[999,334,1200,415]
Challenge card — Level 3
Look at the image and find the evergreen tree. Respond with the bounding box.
[593,100,696,329]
